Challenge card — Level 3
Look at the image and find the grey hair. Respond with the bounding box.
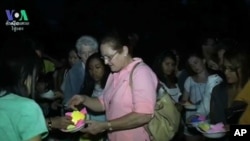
[75,35,98,51]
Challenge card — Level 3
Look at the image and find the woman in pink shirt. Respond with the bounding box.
[69,31,158,141]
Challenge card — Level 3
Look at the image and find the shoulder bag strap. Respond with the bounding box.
[129,62,141,89]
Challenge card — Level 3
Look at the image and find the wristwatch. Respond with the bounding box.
[107,122,113,131]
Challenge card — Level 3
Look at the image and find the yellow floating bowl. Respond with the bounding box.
[71,111,85,124]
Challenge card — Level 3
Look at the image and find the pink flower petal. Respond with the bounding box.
[207,123,226,133]
[65,112,72,117]
[80,107,87,114]
[75,119,84,127]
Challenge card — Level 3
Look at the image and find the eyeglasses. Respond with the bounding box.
[101,51,118,62]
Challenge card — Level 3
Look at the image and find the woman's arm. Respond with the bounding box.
[180,89,190,102]
[81,63,157,134]
[83,95,104,112]
[69,95,104,112]
[105,112,152,131]
[45,116,73,130]
[81,112,152,135]
[180,77,191,103]
[209,84,228,124]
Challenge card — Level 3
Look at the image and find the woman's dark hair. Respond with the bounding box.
[81,52,110,96]
[0,35,41,97]
[68,47,78,57]
[199,34,219,46]
[66,47,79,68]
[100,29,138,57]
[223,47,250,88]
[185,50,205,76]
[152,50,177,85]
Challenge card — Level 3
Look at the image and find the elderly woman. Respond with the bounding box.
[62,35,99,105]
[68,31,158,141]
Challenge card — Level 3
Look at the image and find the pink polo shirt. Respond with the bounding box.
[99,58,158,141]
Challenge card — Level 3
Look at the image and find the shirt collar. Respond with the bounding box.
[113,57,143,77]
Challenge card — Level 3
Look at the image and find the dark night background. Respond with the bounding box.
[1,0,250,66]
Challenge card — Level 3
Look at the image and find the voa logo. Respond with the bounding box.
[5,9,30,32]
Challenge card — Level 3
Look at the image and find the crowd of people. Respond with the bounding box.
[0,30,250,141]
